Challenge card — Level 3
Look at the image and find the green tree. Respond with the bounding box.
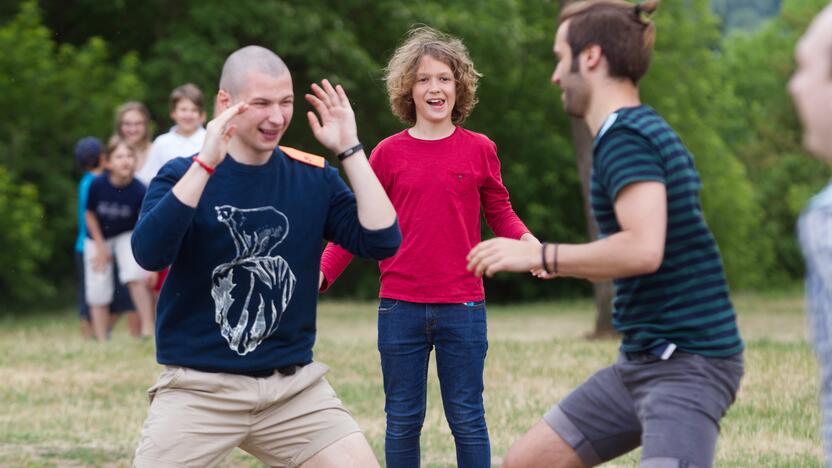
[0,1,145,303]
[0,166,50,302]
[18,0,818,304]
[719,0,831,282]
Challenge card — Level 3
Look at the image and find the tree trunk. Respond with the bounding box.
[569,118,618,339]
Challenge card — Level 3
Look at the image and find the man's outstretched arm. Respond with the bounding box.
[467,181,666,280]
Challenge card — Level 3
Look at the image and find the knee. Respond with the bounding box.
[502,445,529,468]
[444,398,486,435]
[446,413,488,439]
[386,414,424,439]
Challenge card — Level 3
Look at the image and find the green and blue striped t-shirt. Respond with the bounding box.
[591,105,743,357]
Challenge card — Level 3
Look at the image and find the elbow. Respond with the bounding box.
[372,246,400,261]
[131,229,166,271]
[635,247,664,275]
[130,240,155,271]
[367,228,402,261]
[367,239,401,261]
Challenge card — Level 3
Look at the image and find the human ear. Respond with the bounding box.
[584,44,603,70]
[215,90,232,117]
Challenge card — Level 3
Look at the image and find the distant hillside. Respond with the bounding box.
[711,0,781,31]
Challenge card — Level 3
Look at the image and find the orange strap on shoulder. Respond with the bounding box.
[279,146,326,168]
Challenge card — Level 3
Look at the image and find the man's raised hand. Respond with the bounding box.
[199,102,248,167]
[305,79,359,155]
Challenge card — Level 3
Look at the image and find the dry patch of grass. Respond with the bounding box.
[0,294,822,467]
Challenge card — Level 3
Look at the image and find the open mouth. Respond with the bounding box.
[427,98,446,109]
[259,127,280,140]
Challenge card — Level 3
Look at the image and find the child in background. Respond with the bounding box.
[73,136,139,338]
[137,83,207,186]
[138,84,207,297]
[112,101,159,312]
[84,137,154,341]
[114,102,154,185]
[320,27,539,467]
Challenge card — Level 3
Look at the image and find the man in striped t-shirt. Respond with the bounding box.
[790,4,832,465]
[467,1,743,467]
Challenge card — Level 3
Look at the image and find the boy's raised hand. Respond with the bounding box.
[305,79,360,155]
[198,102,248,167]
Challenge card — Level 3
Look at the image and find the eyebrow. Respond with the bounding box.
[249,94,294,103]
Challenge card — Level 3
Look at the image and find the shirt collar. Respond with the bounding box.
[593,112,619,146]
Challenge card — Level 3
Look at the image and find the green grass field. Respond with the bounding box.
[0,292,823,467]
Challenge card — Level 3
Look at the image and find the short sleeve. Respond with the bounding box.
[86,177,100,212]
[594,128,665,201]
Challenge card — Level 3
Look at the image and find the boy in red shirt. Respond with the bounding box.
[320,26,538,467]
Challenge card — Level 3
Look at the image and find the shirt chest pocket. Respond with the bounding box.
[445,170,477,198]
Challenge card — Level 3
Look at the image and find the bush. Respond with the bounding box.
[0,1,145,305]
[0,165,51,302]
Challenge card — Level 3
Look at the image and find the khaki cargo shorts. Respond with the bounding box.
[133,362,361,467]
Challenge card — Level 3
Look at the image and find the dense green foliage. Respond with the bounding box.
[0,1,145,304]
[0,0,828,305]
[0,166,50,302]
[718,0,832,282]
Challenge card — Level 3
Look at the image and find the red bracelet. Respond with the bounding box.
[192,156,216,175]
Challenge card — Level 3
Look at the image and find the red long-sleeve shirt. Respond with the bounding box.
[320,127,529,302]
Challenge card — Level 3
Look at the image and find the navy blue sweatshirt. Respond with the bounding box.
[132,148,401,373]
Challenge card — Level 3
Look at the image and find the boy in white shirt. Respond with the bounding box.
[136,83,207,185]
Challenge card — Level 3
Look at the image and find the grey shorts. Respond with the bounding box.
[544,351,743,468]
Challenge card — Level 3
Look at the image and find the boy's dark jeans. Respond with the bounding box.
[377,298,490,468]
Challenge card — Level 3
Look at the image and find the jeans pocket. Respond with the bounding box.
[458,302,488,344]
[378,298,400,314]
[705,353,744,393]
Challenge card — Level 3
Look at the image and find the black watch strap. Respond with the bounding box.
[336,143,364,161]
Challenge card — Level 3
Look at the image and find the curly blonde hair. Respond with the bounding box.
[384,26,482,125]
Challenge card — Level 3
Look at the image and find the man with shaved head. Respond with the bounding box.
[219,45,290,94]
[130,45,400,467]
[791,4,832,465]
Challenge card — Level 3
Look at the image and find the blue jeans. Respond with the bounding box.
[377,299,490,468]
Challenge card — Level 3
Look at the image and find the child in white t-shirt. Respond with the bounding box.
[136,83,207,185]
